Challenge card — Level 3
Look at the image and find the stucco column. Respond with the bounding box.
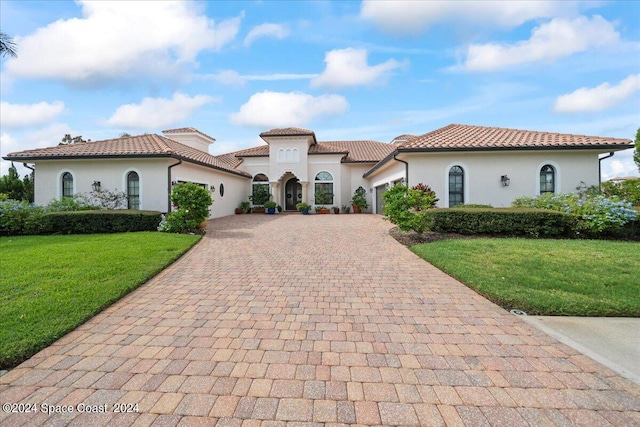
[300,181,309,204]
[270,181,279,206]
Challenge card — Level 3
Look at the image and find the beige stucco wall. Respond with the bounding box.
[389,150,601,207]
[308,154,344,208]
[171,162,250,218]
[346,164,374,212]
[33,158,169,211]
[33,158,249,218]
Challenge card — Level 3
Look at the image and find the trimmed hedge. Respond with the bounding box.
[427,208,574,237]
[41,210,162,234]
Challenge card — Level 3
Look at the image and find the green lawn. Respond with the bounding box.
[0,232,200,369]
[412,238,640,317]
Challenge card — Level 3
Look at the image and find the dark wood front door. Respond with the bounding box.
[285,178,302,210]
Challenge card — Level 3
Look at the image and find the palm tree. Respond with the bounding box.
[0,32,17,58]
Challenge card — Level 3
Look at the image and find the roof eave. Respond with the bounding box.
[363,149,399,178]
[2,153,173,162]
[397,144,634,153]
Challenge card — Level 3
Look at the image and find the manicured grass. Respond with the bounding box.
[412,238,640,317]
[0,232,200,369]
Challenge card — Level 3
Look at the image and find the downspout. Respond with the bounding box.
[167,159,182,212]
[393,152,409,186]
[598,152,614,189]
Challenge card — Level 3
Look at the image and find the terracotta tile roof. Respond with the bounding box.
[316,140,395,162]
[162,127,216,142]
[363,124,633,178]
[390,134,417,145]
[228,140,393,163]
[402,124,632,150]
[4,134,250,178]
[259,127,315,137]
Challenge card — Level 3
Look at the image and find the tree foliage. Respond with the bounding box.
[382,183,439,233]
[634,127,640,172]
[0,32,17,58]
[0,164,35,203]
[59,134,87,145]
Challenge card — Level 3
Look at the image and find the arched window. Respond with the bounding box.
[127,171,140,209]
[448,166,464,207]
[540,165,555,194]
[251,174,270,206]
[61,172,73,198]
[314,171,334,205]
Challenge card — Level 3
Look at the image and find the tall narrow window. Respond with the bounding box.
[127,171,140,209]
[448,166,464,207]
[314,171,334,205]
[540,165,555,194]
[62,172,73,198]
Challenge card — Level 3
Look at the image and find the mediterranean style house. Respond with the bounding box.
[3,124,633,218]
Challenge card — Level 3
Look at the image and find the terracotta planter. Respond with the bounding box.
[252,207,265,214]
[352,204,361,214]
[317,208,330,214]
[235,208,242,214]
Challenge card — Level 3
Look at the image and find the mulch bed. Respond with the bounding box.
[388,227,474,248]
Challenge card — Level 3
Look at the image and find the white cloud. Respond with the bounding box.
[360,0,572,35]
[601,149,639,180]
[244,23,289,47]
[230,91,348,128]
[311,48,403,89]
[554,74,640,113]
[463,15,619,71]
[4,1,243,83]
[203,70,318,85]
[106,93,217,128]
[0,101,65,130]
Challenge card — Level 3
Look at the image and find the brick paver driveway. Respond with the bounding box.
[2,214,639,426]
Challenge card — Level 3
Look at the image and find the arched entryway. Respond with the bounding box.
[284,177,302,211]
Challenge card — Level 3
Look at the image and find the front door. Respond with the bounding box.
[285,178,302,211]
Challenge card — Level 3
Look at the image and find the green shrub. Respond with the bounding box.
[601,178,640,206]
[427,208,574,237]
[382,183,439,233]
[512,193,638,235]
[160,182,212,233]
[41,210,162,234]
[459,203,493,208]
[46,196,98,212]
[0,200,37,236]
[264,201,277,209]
[351,186,369,210]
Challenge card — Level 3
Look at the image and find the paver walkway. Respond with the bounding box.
[1,214,639,426]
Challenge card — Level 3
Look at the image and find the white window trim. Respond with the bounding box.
[444,162,468,208]
[57,169,76,199]
[314,170,334,206]
[123,168,142,210]
[535,161,561,195]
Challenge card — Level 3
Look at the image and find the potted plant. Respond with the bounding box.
[351,186,368,213]
[264,201,277,215]
[296,202,311,215]
[314,188,332,214]
[341,204,351,214]
[240,201,251,214]
[332,206,339,214]
[249,185,270,214]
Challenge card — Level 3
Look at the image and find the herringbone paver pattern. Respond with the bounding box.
[1,214,639,426]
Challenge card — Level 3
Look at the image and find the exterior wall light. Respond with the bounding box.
[501,175,511,187]
[92,180,101,191]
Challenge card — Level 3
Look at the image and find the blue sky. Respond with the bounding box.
[1,1,639,179]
